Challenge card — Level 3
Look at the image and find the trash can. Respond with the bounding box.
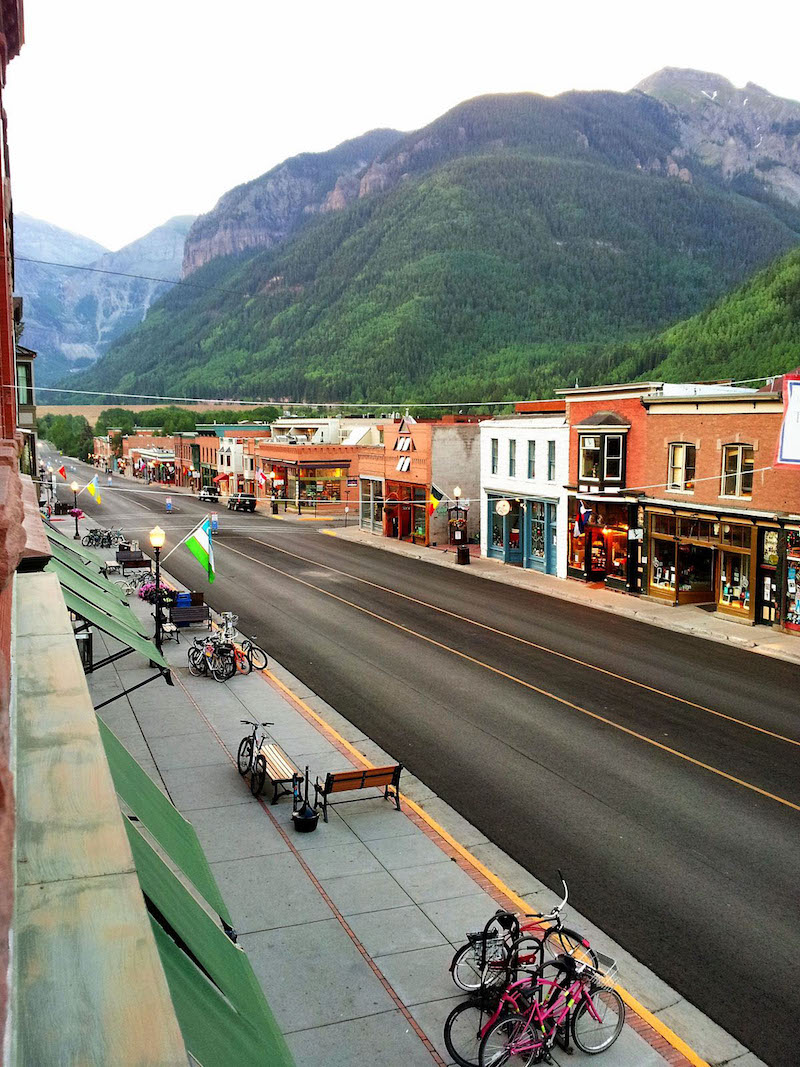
[456,545,470,566]
[75,628,93,670]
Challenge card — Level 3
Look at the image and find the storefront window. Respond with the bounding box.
[762,529,779,566]
[530,501,545,558]
[786,531,800,630]
[678,517,718,541]
[491,507,503,547]
[570,530,585,569]
[607,531,627,580]
[651,514,677,537]
[720,551,750,610]
[720,523,751,549]
[651,539,676,590]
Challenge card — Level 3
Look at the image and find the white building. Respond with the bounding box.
[480,413,569,577]
[269,416,385,445]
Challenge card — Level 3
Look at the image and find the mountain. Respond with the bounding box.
[182,129,402,275]
[15,214,195,385]
[636,68,800,206]
[69,76,800,403]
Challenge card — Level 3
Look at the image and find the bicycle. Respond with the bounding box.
[219,612,268,671]
[237,719,274,796]
[450,872,596,993]
[114,571,149,596]
[188,633,235,681]
[477,952,624,1064]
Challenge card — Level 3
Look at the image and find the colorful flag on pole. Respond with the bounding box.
[185,517,215,584]
[428,484,444,516]
[574,500,592,536]
[257,469,267,488]
[57,465,67,480]
[86,475,102,505]
[776,373,800,467]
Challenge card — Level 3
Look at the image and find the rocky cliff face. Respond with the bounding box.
[15,214,195,385]
[636,68,800,205]
[181,128,401,275]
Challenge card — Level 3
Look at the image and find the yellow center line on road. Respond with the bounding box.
[216,539,800,814]
[238,535,800,750]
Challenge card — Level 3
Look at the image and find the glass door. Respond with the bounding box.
[506,502,522,565]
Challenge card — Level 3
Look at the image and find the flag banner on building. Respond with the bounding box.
[185,517,215,584]
[57,465,66,480]
[428,484,444,516]
[257,470,267,487]
[776,374,800,467]
[85,475,102,505]
[574,500,592,536]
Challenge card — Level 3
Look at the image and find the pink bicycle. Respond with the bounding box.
[477,952,624,1064]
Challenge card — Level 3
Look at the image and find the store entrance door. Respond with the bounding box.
[506,502,522,565]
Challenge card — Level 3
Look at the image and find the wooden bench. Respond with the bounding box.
[168,603,210,637]
[258,743,302,805]
[314,764,402,823]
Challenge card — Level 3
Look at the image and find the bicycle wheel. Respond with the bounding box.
[236,648,252,675]
[246,643,268,670]
[114,579,132,596]
[444,999,498,1067]
[478,1013,539,1067]
[81,534,92,546]
[210,654,231,682]
[571,987,624,1054]
[250,754,267,796]
[543,927,597,968]
[187,647,206,677]
[237,736,254,776]
[506,935,543,982]
[451,939,509,993]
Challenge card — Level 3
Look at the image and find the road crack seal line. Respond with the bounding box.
[216,539,800,815]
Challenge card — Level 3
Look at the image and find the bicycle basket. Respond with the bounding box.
[589,951,618,989]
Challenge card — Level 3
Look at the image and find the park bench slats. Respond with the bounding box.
[258,743,302,805]
[314,764,402,822]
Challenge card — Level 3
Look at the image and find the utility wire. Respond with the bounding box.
[13,255,251,297]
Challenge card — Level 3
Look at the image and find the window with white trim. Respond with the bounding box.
[722,444,754,497]
[491,438,498,475]
[509,440,516,477]
[667,443,696,491]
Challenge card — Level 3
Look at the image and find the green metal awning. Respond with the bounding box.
[46,539,131,601]
[61,587,170,672]
[97,718,231,925]
[125,821,293,1067]
[44,522,109,566]
[47,559,149,638]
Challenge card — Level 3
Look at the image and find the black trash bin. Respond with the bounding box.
[455,545,470,566]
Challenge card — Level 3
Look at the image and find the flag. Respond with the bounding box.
[776,373,800,467]
[186,517,215,584]
[257,469,267,487]
[57,465,67,480]
[573,500,592,537]
[428,484,444,516]
[86,475,102,505]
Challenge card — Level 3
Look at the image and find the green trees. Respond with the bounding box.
[37,414,94,460]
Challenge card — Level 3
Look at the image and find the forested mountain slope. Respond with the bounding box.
[70,86,800,403]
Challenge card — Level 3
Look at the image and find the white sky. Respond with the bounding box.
[6,0,800,251]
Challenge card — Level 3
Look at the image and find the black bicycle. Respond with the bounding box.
[237,718,274,795]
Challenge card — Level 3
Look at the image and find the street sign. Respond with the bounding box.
[495,500,511,516]
[211,512,219,532]
[346,478,358,487]
[165,496,172,513]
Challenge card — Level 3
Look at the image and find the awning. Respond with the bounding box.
[124,822,293,1067]
[97,717,231,926]
[45,522,110,568]
[46,558,149,638]
[47,541,132,601]
[212,472,229,483]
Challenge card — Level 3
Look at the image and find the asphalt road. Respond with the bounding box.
[47,454,800,1066]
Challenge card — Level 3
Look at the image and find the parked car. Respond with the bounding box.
[227,492,257,512]
[198,485,220,503]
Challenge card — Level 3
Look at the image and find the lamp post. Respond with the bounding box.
[453,486,462,527]
[71,481,80,539]
[149,525,166,652]
[269,470,278,514]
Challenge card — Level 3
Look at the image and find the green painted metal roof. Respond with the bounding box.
[46,538,133,600]
[61,587,169,671]
[125,822,293,1067]
[44,522,108,565]
[97,718,231,925]
[47,559,149,638]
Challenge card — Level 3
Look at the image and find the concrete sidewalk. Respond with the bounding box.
[326,525,800,669]
[60,518,764,1067]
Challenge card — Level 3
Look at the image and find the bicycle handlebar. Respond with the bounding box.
[524,870,569,922]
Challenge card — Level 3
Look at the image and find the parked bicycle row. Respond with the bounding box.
[444,873,625,1065]
[187,612,268,681]
[82,526,125,548]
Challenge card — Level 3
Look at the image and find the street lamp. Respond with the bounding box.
[269,470,278,515]
[149,525,166,652]
[71,481,80,539]
[453,486,462,525]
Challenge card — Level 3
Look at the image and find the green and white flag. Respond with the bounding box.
[185,517,215,584]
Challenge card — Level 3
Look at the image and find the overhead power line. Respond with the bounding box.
[13,255,251,297]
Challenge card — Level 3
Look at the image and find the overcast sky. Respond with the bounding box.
[6,0,800,251]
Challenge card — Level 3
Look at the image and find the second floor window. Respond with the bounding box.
[579,436,601,480]
[509,440,516,477]
[491,438,498,474]
[579,433,624,484]
[668,443,696,491]
[604,435,622,480]
[722,444,754,497]
[548,440,556,481]
[527,440,536,479]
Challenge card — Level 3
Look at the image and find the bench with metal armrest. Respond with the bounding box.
[168,604,210,636]
[255,742,302,805]
[313,764,402,823]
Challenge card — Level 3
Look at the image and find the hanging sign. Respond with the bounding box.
[776,374,800,466]
[495,499,511,516]
[346,478,358,488]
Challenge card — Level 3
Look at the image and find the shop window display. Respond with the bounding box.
[579,437,601,480]
[785,532,800,630]
[606,530,628,580]
[677,542,713,593]
[530,501,545,558]
[720,551,750,610]
[651,539,677,590]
